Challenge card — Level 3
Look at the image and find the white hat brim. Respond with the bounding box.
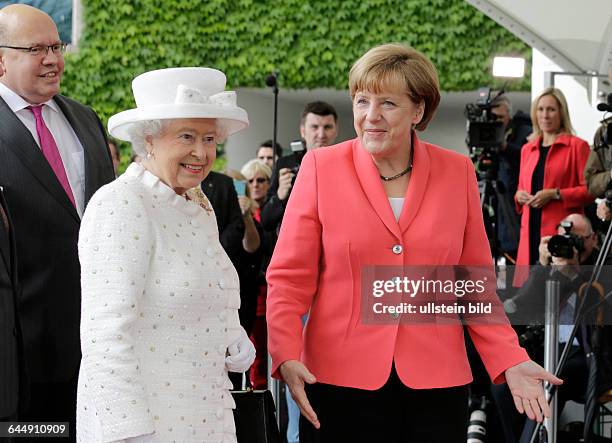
[108,103,249,142]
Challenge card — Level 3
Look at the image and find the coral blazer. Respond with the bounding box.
[514,134,594,268]
[266,135,528,390]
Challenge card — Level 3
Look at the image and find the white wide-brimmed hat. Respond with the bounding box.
[108,67,249,142]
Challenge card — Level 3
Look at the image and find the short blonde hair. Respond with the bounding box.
[530,87,574,138]
[349,43,440,131]
[240,159,272,181]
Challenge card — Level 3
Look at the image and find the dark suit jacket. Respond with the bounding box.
[260,152,302,232]
[0,188,23,418]
[201,171,245,262]
[0,94,114,384]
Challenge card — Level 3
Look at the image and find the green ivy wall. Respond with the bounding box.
[63,0,530,123]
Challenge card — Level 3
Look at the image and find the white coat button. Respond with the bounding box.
[392,245,403,255]
[190,220,198,227]
[218,310,227,321]
[216,407,224,419]
[206,248,215,258]
[218,344,226,355]
[218,279,225,289]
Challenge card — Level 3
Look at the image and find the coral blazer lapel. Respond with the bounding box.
[398,134,430,235]
[351,134,431,239]
[352,139,402,239]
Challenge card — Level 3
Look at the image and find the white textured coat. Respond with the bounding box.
[77,163,242,443]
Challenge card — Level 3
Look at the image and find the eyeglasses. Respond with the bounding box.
[248,177,268,184]
[0,43,67,56]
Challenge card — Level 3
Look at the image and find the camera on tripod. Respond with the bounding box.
[547,221,585,259]
[465,87,506,179]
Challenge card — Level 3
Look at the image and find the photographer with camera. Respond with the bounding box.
[491,95,532,258]
[494,213,597,443]
[260,101,338,234]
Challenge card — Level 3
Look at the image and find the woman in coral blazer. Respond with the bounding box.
[514,88,594,271]
[266,44,561,443]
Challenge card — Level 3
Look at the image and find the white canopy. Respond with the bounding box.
[466,0,612,76]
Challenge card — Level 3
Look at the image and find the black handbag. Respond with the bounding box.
[231,388,282,443]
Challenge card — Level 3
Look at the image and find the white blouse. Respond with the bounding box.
[77,163,241,443]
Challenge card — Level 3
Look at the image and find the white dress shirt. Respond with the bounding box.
[0,82,86,217]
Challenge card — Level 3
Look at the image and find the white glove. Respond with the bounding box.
[225,328,256,373]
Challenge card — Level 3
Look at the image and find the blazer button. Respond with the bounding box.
[392,245,403,255]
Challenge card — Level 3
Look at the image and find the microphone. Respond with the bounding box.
[265,71,278,88]
[265,74,276,87]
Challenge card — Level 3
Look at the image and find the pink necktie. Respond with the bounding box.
[28,105,76,208]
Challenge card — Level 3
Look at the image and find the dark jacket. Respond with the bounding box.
[0,188,24,418]
[0,95,115,384]
[200,171,245,262]
[497,110,532,253]
[261,152,302,233]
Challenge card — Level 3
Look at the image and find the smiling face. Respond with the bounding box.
[144,119,217,195]
[353,87,424,156]
[0,6,64,104]
[536,94,562,135]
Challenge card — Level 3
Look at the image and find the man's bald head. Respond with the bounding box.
[559,213,597,259]
[0,4,57,43]
[0,4,64,104]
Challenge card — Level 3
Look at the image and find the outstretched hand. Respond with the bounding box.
[280,360,320,429]
[505,360,563,422]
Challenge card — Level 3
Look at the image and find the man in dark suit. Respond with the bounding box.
[0,188,24,429]
[0,4,114,437]
[201,171,245,262]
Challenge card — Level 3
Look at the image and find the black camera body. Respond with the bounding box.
[288,139,307,184]
[465,88,506,179]
[547,221,584,259]
[596,92,612,147]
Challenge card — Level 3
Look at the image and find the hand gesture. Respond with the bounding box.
[597,200,611,221]
[515,190,533,206]
[527,189,557,209]
[505,360,563,422]
[238,195,257,217]
[277,168,295,201]
[280,360,320,429]
[538,236,552,265]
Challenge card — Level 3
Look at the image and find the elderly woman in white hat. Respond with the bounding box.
[76,67,255,443]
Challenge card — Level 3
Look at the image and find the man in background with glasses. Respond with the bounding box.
[0,4,114,439]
